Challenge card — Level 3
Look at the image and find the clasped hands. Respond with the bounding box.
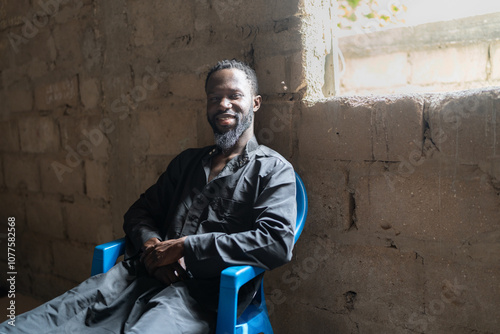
[141,237,188,286]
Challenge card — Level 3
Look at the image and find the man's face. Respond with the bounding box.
[206,68,260,151]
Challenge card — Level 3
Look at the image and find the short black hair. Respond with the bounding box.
[205,59,259,95]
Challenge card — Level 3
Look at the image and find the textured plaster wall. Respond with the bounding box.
[0,1,499,333]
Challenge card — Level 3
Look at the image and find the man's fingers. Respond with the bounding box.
[141,238,185,272]
[153,265,185,286]
[141,237,160,255]
[172,262,188,280]
[140,244,156,263]
[142,247,164,268]
[143,254,160,275]
[165,267,179,283]
[143,245,155,255]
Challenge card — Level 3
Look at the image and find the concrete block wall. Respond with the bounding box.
[1,1,499,333]
[0,0,114,298]
[0,0,305,300]
[268,88,500,333]
[339,13,500,95]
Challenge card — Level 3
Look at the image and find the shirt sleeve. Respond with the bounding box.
[122,155,180,256]
[183,160,297,279]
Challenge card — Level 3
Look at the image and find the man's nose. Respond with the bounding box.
[220,97,231,109]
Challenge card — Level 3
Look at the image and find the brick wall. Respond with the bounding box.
[0,0,499,333]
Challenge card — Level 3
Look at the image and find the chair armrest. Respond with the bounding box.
[216,265,265,334]
[91,238,126,276]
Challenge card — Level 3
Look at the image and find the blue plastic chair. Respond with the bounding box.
[91,172,308,334]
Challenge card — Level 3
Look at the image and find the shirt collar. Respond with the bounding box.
[207,136,258,156]
[205,136,259,170]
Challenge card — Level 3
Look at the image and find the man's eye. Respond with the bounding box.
[231,94,242,99]
[209,97,220,102]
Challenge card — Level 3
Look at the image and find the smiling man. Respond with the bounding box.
[1,59,296,334]
[205,61,262,181]
[206,61,259,154]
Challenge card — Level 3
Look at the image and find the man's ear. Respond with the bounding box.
[253,95,262,112]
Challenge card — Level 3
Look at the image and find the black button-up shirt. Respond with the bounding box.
[123,136,296,280]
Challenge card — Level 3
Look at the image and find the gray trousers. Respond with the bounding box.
[0,259,216,334]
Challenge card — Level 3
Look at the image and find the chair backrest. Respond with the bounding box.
[294,172,307,244]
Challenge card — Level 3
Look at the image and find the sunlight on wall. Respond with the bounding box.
[338,0,500,35]
[403,0,500,26]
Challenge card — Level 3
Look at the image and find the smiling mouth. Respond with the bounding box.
[216,113,236,119]
[215,113,236,126]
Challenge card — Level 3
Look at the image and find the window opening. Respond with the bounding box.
[332,0,500,96]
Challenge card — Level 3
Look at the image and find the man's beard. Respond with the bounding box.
[209,109,253,153]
